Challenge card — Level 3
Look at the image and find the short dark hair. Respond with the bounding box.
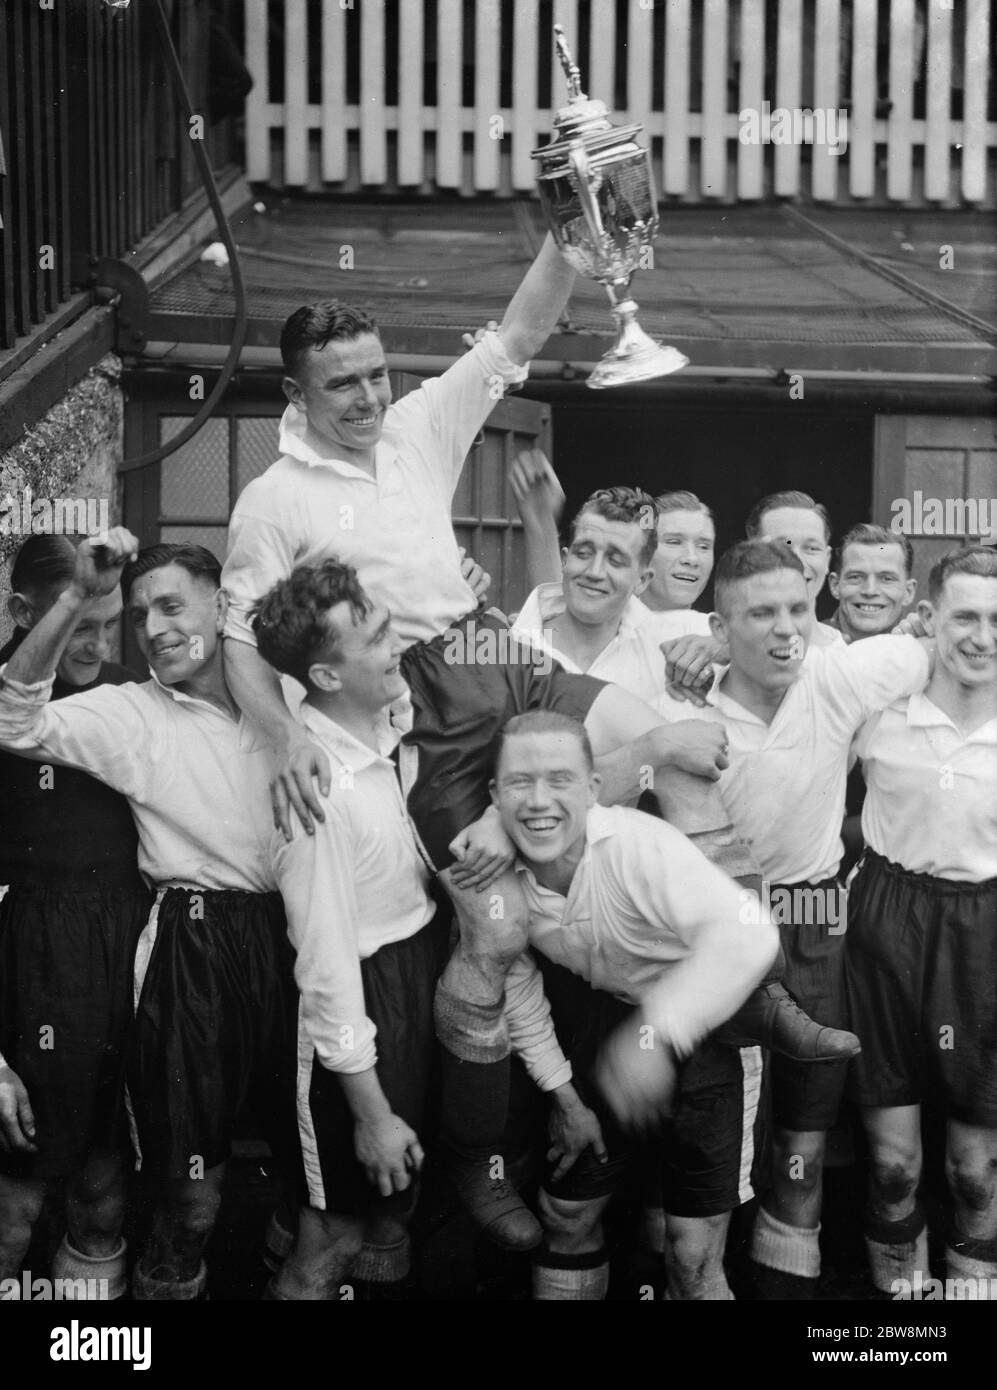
[654,490,715,527]
[10,533,77,603]
[746,491,832,545]
[714,539,807,616]
[495,710,595,777]
[927,545,997,604]
[252,558,373,688]
[834,523,914,576]
[572,486,659,567]
[121,544,222,603]
[280,301,381,379]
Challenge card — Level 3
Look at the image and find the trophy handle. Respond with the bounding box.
[568,144,606,252]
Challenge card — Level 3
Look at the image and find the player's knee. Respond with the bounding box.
[170,1179,224,1242]
[0,1178,45,1243]
[664,1216,726,1286]
[70,1152,125,1207]
[869,1154,920,1207]
[868,1131,921,1205]
[946,1150,997,1217]
[537,1188,604,1254]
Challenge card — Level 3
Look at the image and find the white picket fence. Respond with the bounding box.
[244,0,995,205]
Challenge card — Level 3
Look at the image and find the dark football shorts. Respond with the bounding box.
[0,875,151,1181]
[537,957,756,1218]
[296,911,450,1214]
[399,609,605,871]
[129,887,301,1182]
[769,875,851,1132]
[844,850,997,1126]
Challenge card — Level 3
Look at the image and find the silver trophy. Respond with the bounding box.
[532,25,688,389]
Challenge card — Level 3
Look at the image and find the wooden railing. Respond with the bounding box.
[244,0,995,207]
[0,0,241,354]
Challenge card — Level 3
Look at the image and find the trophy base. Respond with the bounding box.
[586,340,688,389]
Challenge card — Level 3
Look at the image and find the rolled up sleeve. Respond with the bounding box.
[504,951,572,1092]
[390,332,529,498]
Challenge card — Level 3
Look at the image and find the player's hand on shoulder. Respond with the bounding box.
[71,527,139,601]
[595,1012,678,1135]
[354,1111,424,1197]
[270,732,331,841]
[448,804,515,892]
[660,634,723,706]
[892,612,929,638]
[0,1064,38,1154]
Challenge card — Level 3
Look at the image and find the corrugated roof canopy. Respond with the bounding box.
[145,200,997,379]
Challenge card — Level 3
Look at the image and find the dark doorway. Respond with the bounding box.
[550,401,875,617]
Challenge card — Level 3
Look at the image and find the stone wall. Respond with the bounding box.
[0,354,124,649]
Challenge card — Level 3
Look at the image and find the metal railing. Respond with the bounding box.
[1,0,241,354]
[244,0,995,206]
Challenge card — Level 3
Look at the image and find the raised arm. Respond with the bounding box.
[510,446,565,593]
[0,530,153,793]
[2,529,136,687]
[498,234,576,366]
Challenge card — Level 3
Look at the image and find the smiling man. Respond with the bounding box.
[640,490,716,641]
[654,539,934,1298]
[0,534,300,1301]
[843,545,997,1299]
[492,710,779,1300]
[828,523,917,643]
[511,486,670,707]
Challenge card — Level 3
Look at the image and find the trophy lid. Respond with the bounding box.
[532,25,644,160]
[547,24,613,141]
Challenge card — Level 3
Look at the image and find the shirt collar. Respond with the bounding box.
[906,690,997,742]
[300,700,403,770]
[711,666,794,726]
[148,666,235,716]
